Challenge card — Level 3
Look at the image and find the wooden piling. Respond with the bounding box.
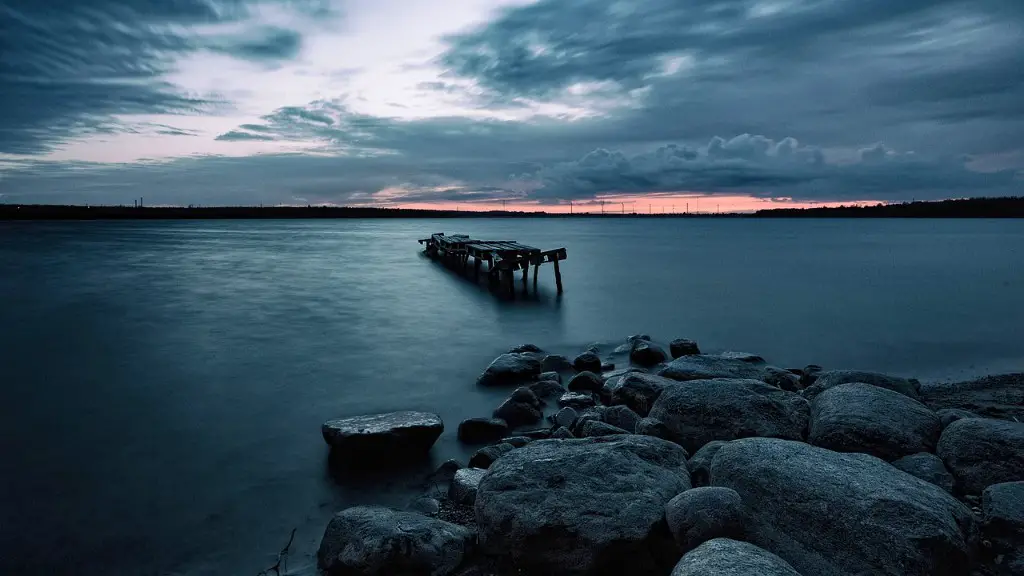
[521,266,528,293]
[533,262,540,291]
[553,259,563,293]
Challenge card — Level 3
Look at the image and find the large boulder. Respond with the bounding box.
[530,379,565,400]
[669,338,700,358]
[687,440,727,487]
[937,418,1024,494]
[604,405,642,433]
[808,383,941,461]
[936,408,980,430]
[664,487,744,552]
[892,452,955,493]
[322,411,443,458]
[317,506,473,576]
[508,343,542,354]
[475,435,691,575]
[580,420,629,437]
[449,468,487,505]
[762,366,802,392]
[657,354,768,382]
[553,406,578,429]
[568,371,604,393]
[637,417,674,441]
[493,388,542,427]
[541,354,573,372]
[671,538,800,576]
[457,418,508,444]
[982,481,1024,555]
[709,438,975,576]
[610,371,677,416]
[476,353,542,386]
[631,340,668,367]
[801,369,920,402]
[921,373,1024,422]
[647,379,809,454]
[573,351,602,373]
[469,443,516,469]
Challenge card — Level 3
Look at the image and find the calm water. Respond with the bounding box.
[2,218,1023,575]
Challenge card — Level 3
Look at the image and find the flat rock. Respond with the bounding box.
[476,353,541,386]
[541,354,573,372]
[801,369,920,402]
[529,379,565,400]
[982,481,1024,552]
[763,366,802,392]
[501,436,532,448]
[558,391,596,410]
[610,371,678,416]
[469,443,516,469]
[580,420,629,437]
[921,373,1024,421]
[475,435,691,575]
[317,506,473,576]
[687,440,727,487]
[538,371,561,383]
[508,343,542,354]
[457,418,509,444]
[892,452,955,493]
[449,468,487,505]
[567,371,604,393]
[648,378,809,454]
[322,411,444,458]
[573,351,602,373]
[671,539,801,576]
[718,351,765,363]
[603,405,642,433]
[553,406,578,428]
[937,417,1024,494]
[809,382,941,461]
[710,438,975,576]
[630,341,668,367]
[669,338,701,358]
[657,354,768,382]
[551,426,574,439]
[665,487,744,552]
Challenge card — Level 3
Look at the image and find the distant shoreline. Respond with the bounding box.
[2,196,1023,220]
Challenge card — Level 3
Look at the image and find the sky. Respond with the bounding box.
[0,0,1022,211]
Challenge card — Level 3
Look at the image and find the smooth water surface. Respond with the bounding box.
[2,218,1022,575]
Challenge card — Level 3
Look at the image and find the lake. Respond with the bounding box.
[2,218,1022,575]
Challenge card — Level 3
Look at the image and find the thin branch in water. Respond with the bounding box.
[256,528,297,576]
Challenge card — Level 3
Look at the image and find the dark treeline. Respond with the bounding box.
[1,196,1022,220]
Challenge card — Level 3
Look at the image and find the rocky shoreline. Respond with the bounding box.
[316,335,1024,575]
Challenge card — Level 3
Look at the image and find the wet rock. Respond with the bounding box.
[449,468,487,506]
[710,438,975,576]
[567,371,604,393]
[610,371,677,416]
[937,418,1024,494]
[631,340,668,367]
[551,426,574,439]
[571,407,606,436]
[762,366,802,392]
[477,353,542,386]
[469,443,516,469]
[501,436,533,448]
[648,378,809,454]
[800,364,823,388]
[718,351,765,363]
[687,440,727,487]
[475,435,691,575]
[540,354,573,373]
[809,382,941,461]
[519,428,552,440]
[637,417,674,442]
[604,405,642,433]
[553,406,578,429]
[628,334,652,343]
[573,351,602,373]
[322,411,444,459]
[669,338,701,358]
[801,369,920,401]
[317,506,474,576]
[508,343,542,354]
[921,373,1024,422]
[538,371,561,383]
[665,487,744,552]
[493,397,541,428]
[602,366,647,384]
[600,362,615,372]
[529,379,565,400]
[982,481,1024,554]
[424,459,463,487]
[892,452,955,493]
[457,418,509,444]
[558,391,596,410]
[657,354,767,382]
[936,408,980,429]
[580,420,629,437]
[671,539,801,576]
[409,497,440,516]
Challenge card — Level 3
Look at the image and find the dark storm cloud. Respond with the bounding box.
[207,26,303,62]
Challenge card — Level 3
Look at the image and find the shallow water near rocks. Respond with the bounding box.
[1,218,1022,575]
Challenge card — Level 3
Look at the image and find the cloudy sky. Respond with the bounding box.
[1,0,1022,211]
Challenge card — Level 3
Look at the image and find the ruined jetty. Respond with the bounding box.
[418,233,568,296]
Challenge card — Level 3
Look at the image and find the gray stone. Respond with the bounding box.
[449,468,487,506]
[710,438,975,576]
[571,407,606,436]
[475,435,691,575]
[982,481,1024,552]
[409,497,440,516]
[493,397,541,428]
[610,371,677,416]
[538,371,561,383]
[809,382,941,461]
[800,364,823,388]
[671,539,801,576]
[317,506,473,576]
[657,354,768,382]
[551,426,574,439]
[892,452,955,493]
[469,443,516,469]
[580,420,629,437]
[553,406,578,429]
[665,488,744,552]
[501,436,533,448]
[631,341,668,367]
[637,417,674,442]
[763,366,802,392]
[567,371,604,393]
[921,373,1024,421]
[540,354,573,373]
[573,351,602,373]
[529,379,565,400]
[628,334,652,342]
[510,386,540,406]
[937,418,1024,494]
[457,418,508,444]
[801,369,920,401]
[718,351,765,363]
[558,391,596,410]
[508,343,542,354]
[687,440,727,487]
[648,378,809,454]
[669,338,701,358]
[519,428,552,440]
[600,362,615,372]
[936,408,980,429]
[602,366,646,383]
[476,353,542,386]
[322,411,444,458]
[603,405,642,433]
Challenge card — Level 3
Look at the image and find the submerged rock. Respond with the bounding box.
[657,354,768,382]
[322,411,443,458]
[665,487,744,552]
[892,452,955,493]
[317,506,473,576]
[567,371,604,393]
[630,340,668,367]
[449,468,487,506]
[475,435,691,575]
[457,418,508,444]
[476,353,542,386]
[573,351,602,373]
[669,338,701,358]
[937,417,1024,494]
[469,443,516,469]
[801,369,920,401]
[671,539,801,576]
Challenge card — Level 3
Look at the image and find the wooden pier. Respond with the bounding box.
[418,233,567,296]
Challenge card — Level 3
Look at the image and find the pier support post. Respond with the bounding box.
[505,268,515,298]
[521,265,528,293]
[533,263,540,291]
[553,259,563,293]
[474,258,481,279]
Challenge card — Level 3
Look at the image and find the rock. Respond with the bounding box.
[892,452,955,493]
[409,497,440,516]
[493,397,541,428]
[567,371,604,393]
[610,371,677,416]
[580,420,629,437]
[571,407,606,436]
[519,428,552,440]
[710,438,975,576]
[540,354,573,372]
[597,383,614,405]
[457,418,508,444]
[469,443,516,469]
[631,340,668,367]
[558,391,596,410]
[529,379,565,400]
[317,506,473,576]
[510,386,540,406]
[604,405,642,433]
[982,481,1024,552]
[614,343,632,354]
[500,436,533,448]
[801,369,920,401]
[322,411,444,458]
[508,343,542,354]
[420,460,463,495]
[476,353,542,386]
[936,408,980,429]
[637,417,674,441]
[718,351,765,363]
[665,488,744,552]
[628,334,652,342]
[921,373,1024,422]
[600,362,615,372]
[648,379,809,454]
[551,426,574,439]
[553,406,578,429]
[538,371,561,383]
[449,468,487,505]
[687,440,727,487]
[937,418,1024,494]
[800,364,823,388]
[657,354,768,382]
[669,338,701,358]
[602,367,646,383]
[808,382,941,461]
[572,351,602,373]
[671,539,801,576]
[762,366,802,392]
[475,435,691,575]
